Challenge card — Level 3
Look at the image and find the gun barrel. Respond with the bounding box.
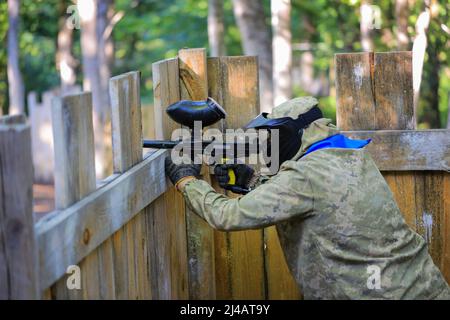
[143,139,216,149]
[143,139,259,158]
[143,140,180,149]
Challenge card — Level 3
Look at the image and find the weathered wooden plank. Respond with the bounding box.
[335,51,415,130]
[179,48,216,299]
[109,71,152,299]
[342,130,450,171]
[0,119,39,299]
[386,172,448,272]
[207,57,231,299]
[153,58,181,140]
[416,173,444,266]
[179,49,208,101]
[382,172,417,229]
[264,227,301,300]
[373,52,415,130]
[35,150,167,291]
[51,93,96,209]
[150,58,189,299]
[443,174,450,283]
[335,52,376,130]
[0,114,26,125]
[50,93,97,299]
[206,56,268,299]
[110,71,143,172]
[141,106,155,140]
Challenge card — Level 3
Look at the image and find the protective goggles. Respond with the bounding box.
[243,106,323,131]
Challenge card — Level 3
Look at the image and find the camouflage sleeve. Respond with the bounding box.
[181,161,314,231]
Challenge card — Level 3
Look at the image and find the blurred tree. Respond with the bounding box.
[232,0,273,112]
[20,0,60,99]
[395,0,409,50]
[208,0,226,56]
[412,3,430,118]
[418,0,449,128]
[78,0,122,177]
[272,0,292,105]
[57,0,77,93]
[79,0,101,112]
[360,0,374,51]
[7,0,25,115]
[78,0,109,176]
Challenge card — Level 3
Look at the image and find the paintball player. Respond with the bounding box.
[164,96,450,299]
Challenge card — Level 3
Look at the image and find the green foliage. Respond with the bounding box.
[0,0,448,127]
[113,0,210,98]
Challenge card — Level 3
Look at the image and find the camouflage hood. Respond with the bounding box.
[267,97,339,161]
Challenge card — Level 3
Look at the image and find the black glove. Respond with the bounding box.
[214,164,254,190]
[165,157,202,186]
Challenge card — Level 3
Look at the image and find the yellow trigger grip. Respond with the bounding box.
[228,169,236,185]
[221,158,236,186]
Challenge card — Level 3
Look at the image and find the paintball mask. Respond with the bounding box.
[243,106,323,164]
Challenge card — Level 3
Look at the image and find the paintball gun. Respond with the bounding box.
[142,98,257,194]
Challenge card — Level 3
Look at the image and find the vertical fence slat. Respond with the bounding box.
[50,92,98,299]
[373,52,415,130]
[178,48,216,299]
[335,52,376,130]
[335,51,446,278]
[110,72,143,172]
[52,93,96,209]
[443,176,450,283]
[0,116,39,299]
[109,71,152,299]
[207,56,271,299]
[150,58,189,299]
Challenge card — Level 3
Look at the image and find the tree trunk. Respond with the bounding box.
[395,0,409,50]
[96,0,114,177]
[421,39,441,128]
[57,2,77,94]
[79,0,101,107]
[232,0,273,112]
[78,0,112,178]
[271,0,292,106]
[412,8,430,113]
[7,0,25,115]
[97,0,113,119]
[360,0,374,52]
[208,0,226,57]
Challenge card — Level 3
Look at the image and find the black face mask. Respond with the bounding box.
[243,106,323,164]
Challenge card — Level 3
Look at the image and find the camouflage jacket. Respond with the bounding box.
[181,135,450,300]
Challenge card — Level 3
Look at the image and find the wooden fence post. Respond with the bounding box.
[109,71,152,299]
[151,58,189,299]
[0,114,39,299]
[207,56,278,299]
[335,51,449,281]
[50,92,97,299]
[178,48,216,299]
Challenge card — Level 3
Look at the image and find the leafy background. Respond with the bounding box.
[0,0,448,127]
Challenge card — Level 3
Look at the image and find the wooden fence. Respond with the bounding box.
[0,49,448,299]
